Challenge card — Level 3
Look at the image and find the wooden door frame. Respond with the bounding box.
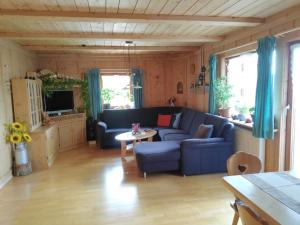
[284,40,300,170]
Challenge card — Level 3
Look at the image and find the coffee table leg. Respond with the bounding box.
[121,141,126,158]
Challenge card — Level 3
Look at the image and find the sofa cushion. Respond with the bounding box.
[204,114,228,137]
[171,113,182,128]
[194,124,214,138]
[163,133,193,141]
[188,112,207,135]
[157,114,172,127]
[179,108,197,132]
[135,141,181,163]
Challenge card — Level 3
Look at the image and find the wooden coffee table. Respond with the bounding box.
[115,130,157,158]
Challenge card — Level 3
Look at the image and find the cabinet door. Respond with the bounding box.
[72,120,85,145]
[58,123,74,150]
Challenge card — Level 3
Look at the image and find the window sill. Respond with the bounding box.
[228,118,253,131]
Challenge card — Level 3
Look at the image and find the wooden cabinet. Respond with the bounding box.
[28,124,59,170]
[51,113,86,152]
[12,79,43,131]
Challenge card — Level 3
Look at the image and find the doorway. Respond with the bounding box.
[286,42,300,171]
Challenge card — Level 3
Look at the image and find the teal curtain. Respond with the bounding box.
[253,36,276,139]
[132,68,144,109]
[208,54,217,114]
[87,68,102,120]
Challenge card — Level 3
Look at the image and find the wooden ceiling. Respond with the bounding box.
[0,0,299,54]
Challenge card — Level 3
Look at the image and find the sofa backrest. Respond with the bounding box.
[179,108,197,132]
[204,113,229,137]
[188,111,207,135]
[100,107,182,128]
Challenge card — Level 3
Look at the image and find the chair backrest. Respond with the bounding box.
[236,201,268,225]
[227,151,262,175]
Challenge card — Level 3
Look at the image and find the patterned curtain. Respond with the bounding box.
[87,68,102,120]
[253,36,276,139]
[208,54,217,114]
[132,68,144,109]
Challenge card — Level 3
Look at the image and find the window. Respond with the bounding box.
[101,75,134,109]
[226,52,258,116]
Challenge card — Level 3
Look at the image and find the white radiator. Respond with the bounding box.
[234,126,265,171]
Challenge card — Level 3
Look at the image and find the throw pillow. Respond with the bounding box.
[171,113,182,128]
[194,124,214,138]
[157,114,172,127]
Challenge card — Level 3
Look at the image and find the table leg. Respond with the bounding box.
[121,141,126,158]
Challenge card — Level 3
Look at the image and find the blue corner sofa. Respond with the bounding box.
[96,107,235,176]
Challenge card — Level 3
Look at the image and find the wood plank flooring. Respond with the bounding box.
[0,145,236,225]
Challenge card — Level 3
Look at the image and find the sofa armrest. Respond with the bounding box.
[180,138,234,176]
[98,121,107,130]
[96,121,107,149]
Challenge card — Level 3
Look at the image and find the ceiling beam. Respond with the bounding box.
[0,9,264,27]
[23,45,200,52]
[0,32,223,42]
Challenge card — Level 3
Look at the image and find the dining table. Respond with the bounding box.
[223,170,300,225]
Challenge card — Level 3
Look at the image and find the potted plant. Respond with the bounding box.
[101,88,115,109]
[5,122,32,176]
[249,107,255,121]
[237,105,249,122]
[215,76,233,117]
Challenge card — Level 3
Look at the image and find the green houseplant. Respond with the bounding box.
[101,88,115,109]
[214,76,233,117]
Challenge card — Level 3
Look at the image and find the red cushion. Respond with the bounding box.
[157,114,172,127]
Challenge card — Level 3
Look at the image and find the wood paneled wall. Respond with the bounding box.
[0,39,37,188]
[37,52,206,109]
[201,5,300,172]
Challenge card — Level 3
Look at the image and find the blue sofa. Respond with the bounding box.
[135,108,235,176]
[96,107,182,148]
[96,107,235,176]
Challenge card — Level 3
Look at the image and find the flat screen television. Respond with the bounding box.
[44,90,74,115]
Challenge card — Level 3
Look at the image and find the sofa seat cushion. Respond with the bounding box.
[158,128,187,139]
[135,141,181,163]
[163,133,193,141]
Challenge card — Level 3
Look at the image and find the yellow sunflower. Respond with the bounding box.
[11,122,24,131]
[23,133,32,143]
[10,134,22,144]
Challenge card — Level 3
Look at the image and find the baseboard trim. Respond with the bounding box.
[0,170,13,189]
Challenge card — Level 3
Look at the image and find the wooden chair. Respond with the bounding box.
[236,201,268,225]
[227,151,262,225]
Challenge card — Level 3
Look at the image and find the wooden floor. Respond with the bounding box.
[0,145,236,225]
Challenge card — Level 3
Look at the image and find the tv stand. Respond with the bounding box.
[51,113,86,152]
[28,113,86,171]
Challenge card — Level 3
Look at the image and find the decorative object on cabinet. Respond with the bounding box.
[177,81,183,94]
[12,78,43,131]
[168,96,176,106]
[5,122,32,176]
[190,66,209,94]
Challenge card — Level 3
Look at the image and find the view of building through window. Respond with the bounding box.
[101,75,134,109]
[226,52,258,116]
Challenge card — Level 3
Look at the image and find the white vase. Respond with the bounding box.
[15,142,29,165]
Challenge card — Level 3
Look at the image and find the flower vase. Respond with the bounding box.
[14,142,32,176]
